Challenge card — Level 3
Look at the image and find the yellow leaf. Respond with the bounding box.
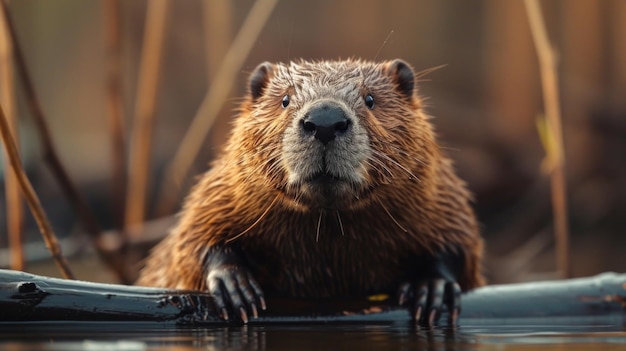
[536,114,561,174]
[367,294,390,302]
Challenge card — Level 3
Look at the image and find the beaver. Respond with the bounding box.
[137,59,484,326]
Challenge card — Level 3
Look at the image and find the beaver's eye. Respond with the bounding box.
[282,95,290,108]
[364,94,375,109]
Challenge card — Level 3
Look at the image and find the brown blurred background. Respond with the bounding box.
[0,0,624,284]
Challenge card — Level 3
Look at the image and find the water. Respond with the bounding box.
[1,322,625,350]
[2,269,625,349]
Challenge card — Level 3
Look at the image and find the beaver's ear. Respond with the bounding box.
[249,62,274,101]
[387,59,415,100]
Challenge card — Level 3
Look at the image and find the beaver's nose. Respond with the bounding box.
[302,105,350,145]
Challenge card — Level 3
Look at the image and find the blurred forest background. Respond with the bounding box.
[0,0,624,285]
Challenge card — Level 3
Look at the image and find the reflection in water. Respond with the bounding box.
[166,324,468,350]
[0,323,625,351]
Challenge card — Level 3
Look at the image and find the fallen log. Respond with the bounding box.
[0,269,624,326]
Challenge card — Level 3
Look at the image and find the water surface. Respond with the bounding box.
[1,322,625,350]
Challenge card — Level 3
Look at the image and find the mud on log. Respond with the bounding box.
[0,269,624,326]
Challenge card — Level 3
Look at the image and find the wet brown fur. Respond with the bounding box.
[137,59,484,298]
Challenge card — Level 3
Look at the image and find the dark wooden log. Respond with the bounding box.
[0,269,624,326]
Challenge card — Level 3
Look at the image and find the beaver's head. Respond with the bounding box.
[232,59,435,211]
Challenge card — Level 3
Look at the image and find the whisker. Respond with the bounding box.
[226,193,280,243]
[373,30,394,61]
[367,155,394,178]
[373,150,421,183]
[439,145,461,153]
[316,209,324,242]
[414,64,447,80]
[371,142,428,167]
[245,144,281,158]
[385,144,428,166]
[336,210,345,236]
[267,158,283,175]
[241,163,264,184]
[241,153,282,185]
[378,199,408,233]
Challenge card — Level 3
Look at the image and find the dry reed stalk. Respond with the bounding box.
[154,0,234,216]
[101,0,136,284]
[203,0,232,81]
[160,0,278,202]
[104,0,127,231]
[0,0,104,238]
[1,0,123,279]
[0,10,23,271]
[0,104,74,279]
[124,0,168,233]
[524,0,570,278]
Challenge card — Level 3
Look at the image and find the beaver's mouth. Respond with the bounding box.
[304,171,344,184]
[279,170,375,211]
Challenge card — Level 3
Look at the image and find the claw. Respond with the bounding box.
[449,308,459,326]
[251,303,258,319]
[239,306,249,323]
[248,274,267,310]
[398,282,412,305]
[428,309,437,326]
[259,296,267,311]
[208,276,230,320]
[414,283,428,324]
[399,278,462,327]
[425,279,445,326]
[414,305,423,321]
[445,281,462,326]
[235,270,263,319]
[205,252,266,322]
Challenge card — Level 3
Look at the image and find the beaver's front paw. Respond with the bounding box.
[397,278,461,327]
[207,264,266,323]
[204,247,266,323]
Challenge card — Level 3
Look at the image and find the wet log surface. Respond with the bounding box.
[0,269,624,327]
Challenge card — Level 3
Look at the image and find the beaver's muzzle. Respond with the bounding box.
[300,102,351,145]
